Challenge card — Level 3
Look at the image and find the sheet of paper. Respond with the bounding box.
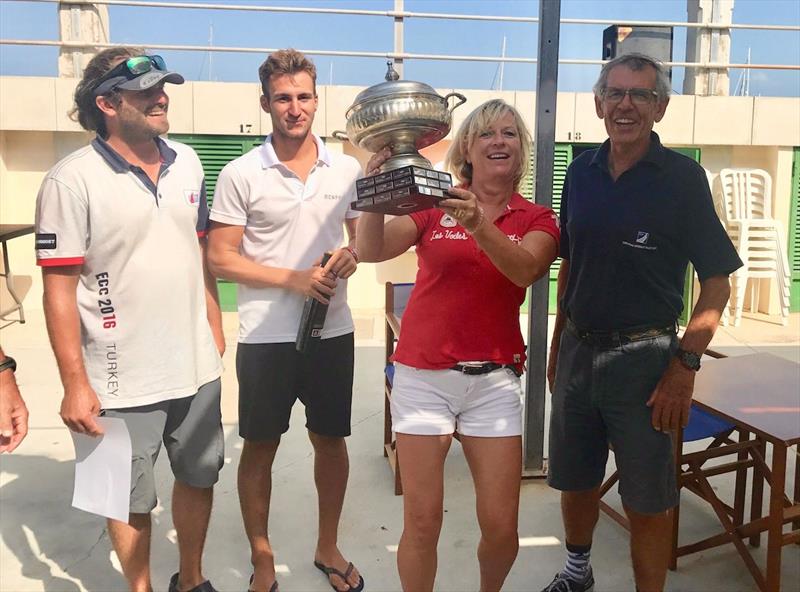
[70,416,132,523]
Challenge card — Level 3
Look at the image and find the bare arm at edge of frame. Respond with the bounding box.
[0,344,29,453]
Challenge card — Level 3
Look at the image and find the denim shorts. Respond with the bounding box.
[547,326,680,514]
[102,378,224,514]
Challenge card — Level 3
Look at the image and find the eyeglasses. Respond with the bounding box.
[601,87,660,105]
[92,55,167,95]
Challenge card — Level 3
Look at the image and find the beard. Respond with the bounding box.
[118,106,169,143]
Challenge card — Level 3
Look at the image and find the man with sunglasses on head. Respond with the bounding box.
[541,53,741,592]
[35,47,225,592]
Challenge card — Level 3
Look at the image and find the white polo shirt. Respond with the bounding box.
[210,134,361,344]
[35,137,222,409]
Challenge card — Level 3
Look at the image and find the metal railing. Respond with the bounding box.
[1,0,798,73]
[12,0,800,30]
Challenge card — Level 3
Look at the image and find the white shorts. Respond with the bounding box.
[390,363,523,437]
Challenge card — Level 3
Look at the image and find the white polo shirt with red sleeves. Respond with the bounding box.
[35,137,222,409]
[209,134,361,344]
[392,193,560,370]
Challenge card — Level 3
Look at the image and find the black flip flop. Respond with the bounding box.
[313,561,365,592]
[247,574,278,592]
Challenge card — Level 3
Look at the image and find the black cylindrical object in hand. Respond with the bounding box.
[295,252,333,353]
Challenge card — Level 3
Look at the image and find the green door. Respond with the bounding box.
[169,134,266,311]
[520,143,572,313]
[547,144,573,313]
[790,147,800,312]
[672,147,702,327]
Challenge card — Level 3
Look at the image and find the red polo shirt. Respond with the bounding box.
[392,193,560,370]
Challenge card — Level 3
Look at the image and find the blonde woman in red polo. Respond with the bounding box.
[357,99,559,592]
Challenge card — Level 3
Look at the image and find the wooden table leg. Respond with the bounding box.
[794,443,800,538]
[766,443,786,592]
[734,428,750,527]
[750,437,766,547]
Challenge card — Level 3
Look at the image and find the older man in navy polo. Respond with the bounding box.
[541,53,742,592]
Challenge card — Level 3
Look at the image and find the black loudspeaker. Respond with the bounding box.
[602,25,673,80]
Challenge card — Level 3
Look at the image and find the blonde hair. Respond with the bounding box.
[444,99,531,192]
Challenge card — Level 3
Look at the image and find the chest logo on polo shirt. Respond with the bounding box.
[622,230,657,251]
[439,214,457,228]
[184,190,201,207]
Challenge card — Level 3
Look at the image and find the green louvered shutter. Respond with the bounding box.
[790,148,800,312]
[545,144,573,312]
[170,134,265,203]
[169,134,266,311]
[520,143,572,313]
[672,147,702,326]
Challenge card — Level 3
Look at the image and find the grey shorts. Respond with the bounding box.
[547,326,679,514]
[102,379,224,514]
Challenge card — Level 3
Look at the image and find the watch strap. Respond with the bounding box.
[675,348,701,371]
[0,356,17,373]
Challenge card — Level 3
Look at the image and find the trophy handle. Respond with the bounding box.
[331,130,350,142]
[443,92,467,113]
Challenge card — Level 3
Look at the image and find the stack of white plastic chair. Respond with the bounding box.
[718,168,790,326]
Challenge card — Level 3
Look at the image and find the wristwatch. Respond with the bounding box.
[675,348,701,371]
[0,356,17,374]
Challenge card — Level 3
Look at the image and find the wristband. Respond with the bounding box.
[465,207,485,235]
[0,356,17,374]
[675,348,701,371]
[345,245,359,263]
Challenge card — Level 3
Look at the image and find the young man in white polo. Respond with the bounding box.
[207,49,363,592]
[35,47,225,592]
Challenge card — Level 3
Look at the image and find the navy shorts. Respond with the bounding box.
[236,333,355,440]
[547,325,680,514]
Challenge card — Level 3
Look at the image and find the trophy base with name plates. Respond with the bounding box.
[352,165,453,216]
[295,252,333,353]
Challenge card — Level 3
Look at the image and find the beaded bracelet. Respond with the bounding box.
[345,245,360,263]
[465,207,485,235]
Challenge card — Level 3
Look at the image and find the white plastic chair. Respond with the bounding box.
[718,168,790,326]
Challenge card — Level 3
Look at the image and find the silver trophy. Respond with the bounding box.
[334,62,466,215]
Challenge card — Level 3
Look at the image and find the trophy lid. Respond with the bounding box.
[349,61,442,110]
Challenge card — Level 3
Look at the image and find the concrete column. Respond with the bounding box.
[684,0,734,96]
[58,2,110,78]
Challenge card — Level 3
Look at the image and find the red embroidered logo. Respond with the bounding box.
[184,190,201,206]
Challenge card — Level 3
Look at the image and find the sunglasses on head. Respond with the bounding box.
[92,55,167,96]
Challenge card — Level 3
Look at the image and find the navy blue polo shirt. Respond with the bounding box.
[559,132,742,331]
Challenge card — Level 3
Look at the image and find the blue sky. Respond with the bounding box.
[1,0,798,96]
